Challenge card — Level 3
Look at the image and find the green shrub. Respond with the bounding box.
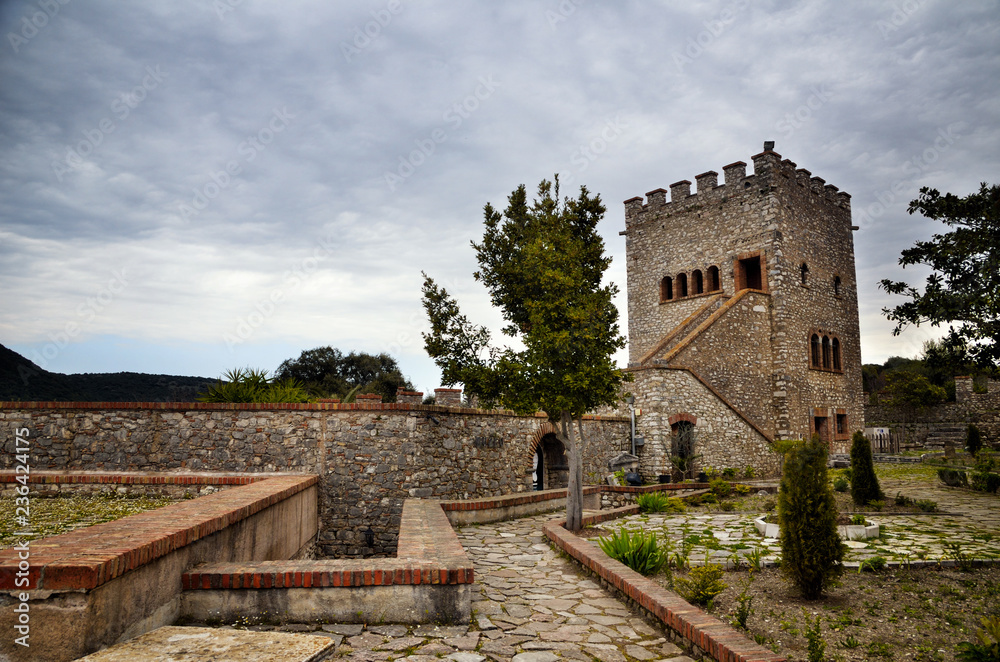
[850,431,883,506]
[743,466,756,479]
[700,493,718,504]
[735,484,752,495]
[850,514,866,525]
[778,435,844,599]
[966,424,983,456]
[939,468,969,487]
[916,499,938,512]
[833,477,849,492]
[868,499,886,512]
[598,529,668,576]
[732,577,754,629]
[971,452,1000,493]
[636,492,685,513]
[675,564,727,606]
[709,477,732,498]
[858,556,887,573]
[804,612,827,662]
[613,468,627,486]
[722,467,738,478]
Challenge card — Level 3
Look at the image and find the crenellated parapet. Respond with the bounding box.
[624,146,851,227]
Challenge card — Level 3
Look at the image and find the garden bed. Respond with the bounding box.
[703,564,1000,662]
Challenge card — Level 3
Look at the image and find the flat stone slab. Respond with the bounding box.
[76,626,335,661]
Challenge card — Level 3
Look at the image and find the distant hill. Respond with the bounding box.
[0,344,215,402]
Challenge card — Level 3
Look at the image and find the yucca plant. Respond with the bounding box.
[198,367,313,403]
[636,492,685,513]
[956,616,1000,662]
[598,528,668,576]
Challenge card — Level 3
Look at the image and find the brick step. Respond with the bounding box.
[77,626,335,661]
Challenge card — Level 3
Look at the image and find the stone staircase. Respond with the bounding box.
[925,426,966,450]
[638,293,729,365]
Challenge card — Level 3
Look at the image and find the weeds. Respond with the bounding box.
[804,612,827,662]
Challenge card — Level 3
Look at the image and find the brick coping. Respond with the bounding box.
[0,472,317,591]
[183,499,474,589]
[0,401,627,421]
[544,509,786,662]
[0,470,271,486]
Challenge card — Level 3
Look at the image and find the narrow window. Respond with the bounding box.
[660,276,673,302]
[692,270,703,295]
[677,273,688,298]
[736,255,763,290]
[834,276,842,296]
[832,337,842,371]
[800,262,809,285]
[707,266,720,292]
[836,413,848,436]
[822,336,832,370]
[810,334,821,368]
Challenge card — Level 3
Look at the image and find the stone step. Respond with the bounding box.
[76,626,336,662]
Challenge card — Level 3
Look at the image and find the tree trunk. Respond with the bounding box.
[560,411,584,532]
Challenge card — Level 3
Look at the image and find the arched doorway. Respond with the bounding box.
[533,433,568,490]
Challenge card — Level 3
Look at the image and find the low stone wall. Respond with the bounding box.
[181,499,474,626]
[0,472,318,662]
[0,402,629,557]
[600,482,709,509]
[439,486,603,526]
[545,509,785,662]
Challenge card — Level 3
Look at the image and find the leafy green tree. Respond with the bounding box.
[198,367,312,403]
[967,424,983,456]
[880,183,1000,369]
[275,347,413,402]
[778,435,844,599]
[849,430,883,506]
[421,178,628,532]
[881,371,947,446]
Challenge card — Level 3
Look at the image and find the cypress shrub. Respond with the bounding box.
[967,424,983,455]
[778,435,844,599]
[849,430,883,506]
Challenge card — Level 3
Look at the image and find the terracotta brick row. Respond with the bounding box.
[0,471,264,486]
[544,513,785,662]
[182,560,473,589]
[183,498,474,592]
[0,474,317,591]
[0,401,626,421]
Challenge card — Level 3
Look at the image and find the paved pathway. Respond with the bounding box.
[591,480,1000,568]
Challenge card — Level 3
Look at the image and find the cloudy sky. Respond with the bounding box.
[1,0,998,394]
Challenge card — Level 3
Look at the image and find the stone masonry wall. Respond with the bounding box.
[627,368,781,480]
[671,291,775,437]
[865,377,1000,448]
[0,403,629,558]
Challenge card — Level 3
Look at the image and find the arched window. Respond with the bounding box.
[834,276,842,296]
[800,262,809,285]
[822,336,832,370]
[810,334,821,368]
[677,273,688,298]
[660,276,673,302]
[832,337,842,371]
[707,266,720,292]
[692,270,703,295]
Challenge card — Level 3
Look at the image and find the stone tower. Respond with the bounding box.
[621,143,864,478]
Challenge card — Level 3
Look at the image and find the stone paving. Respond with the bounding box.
[589,479,1000,567]
[188,512,698,662]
